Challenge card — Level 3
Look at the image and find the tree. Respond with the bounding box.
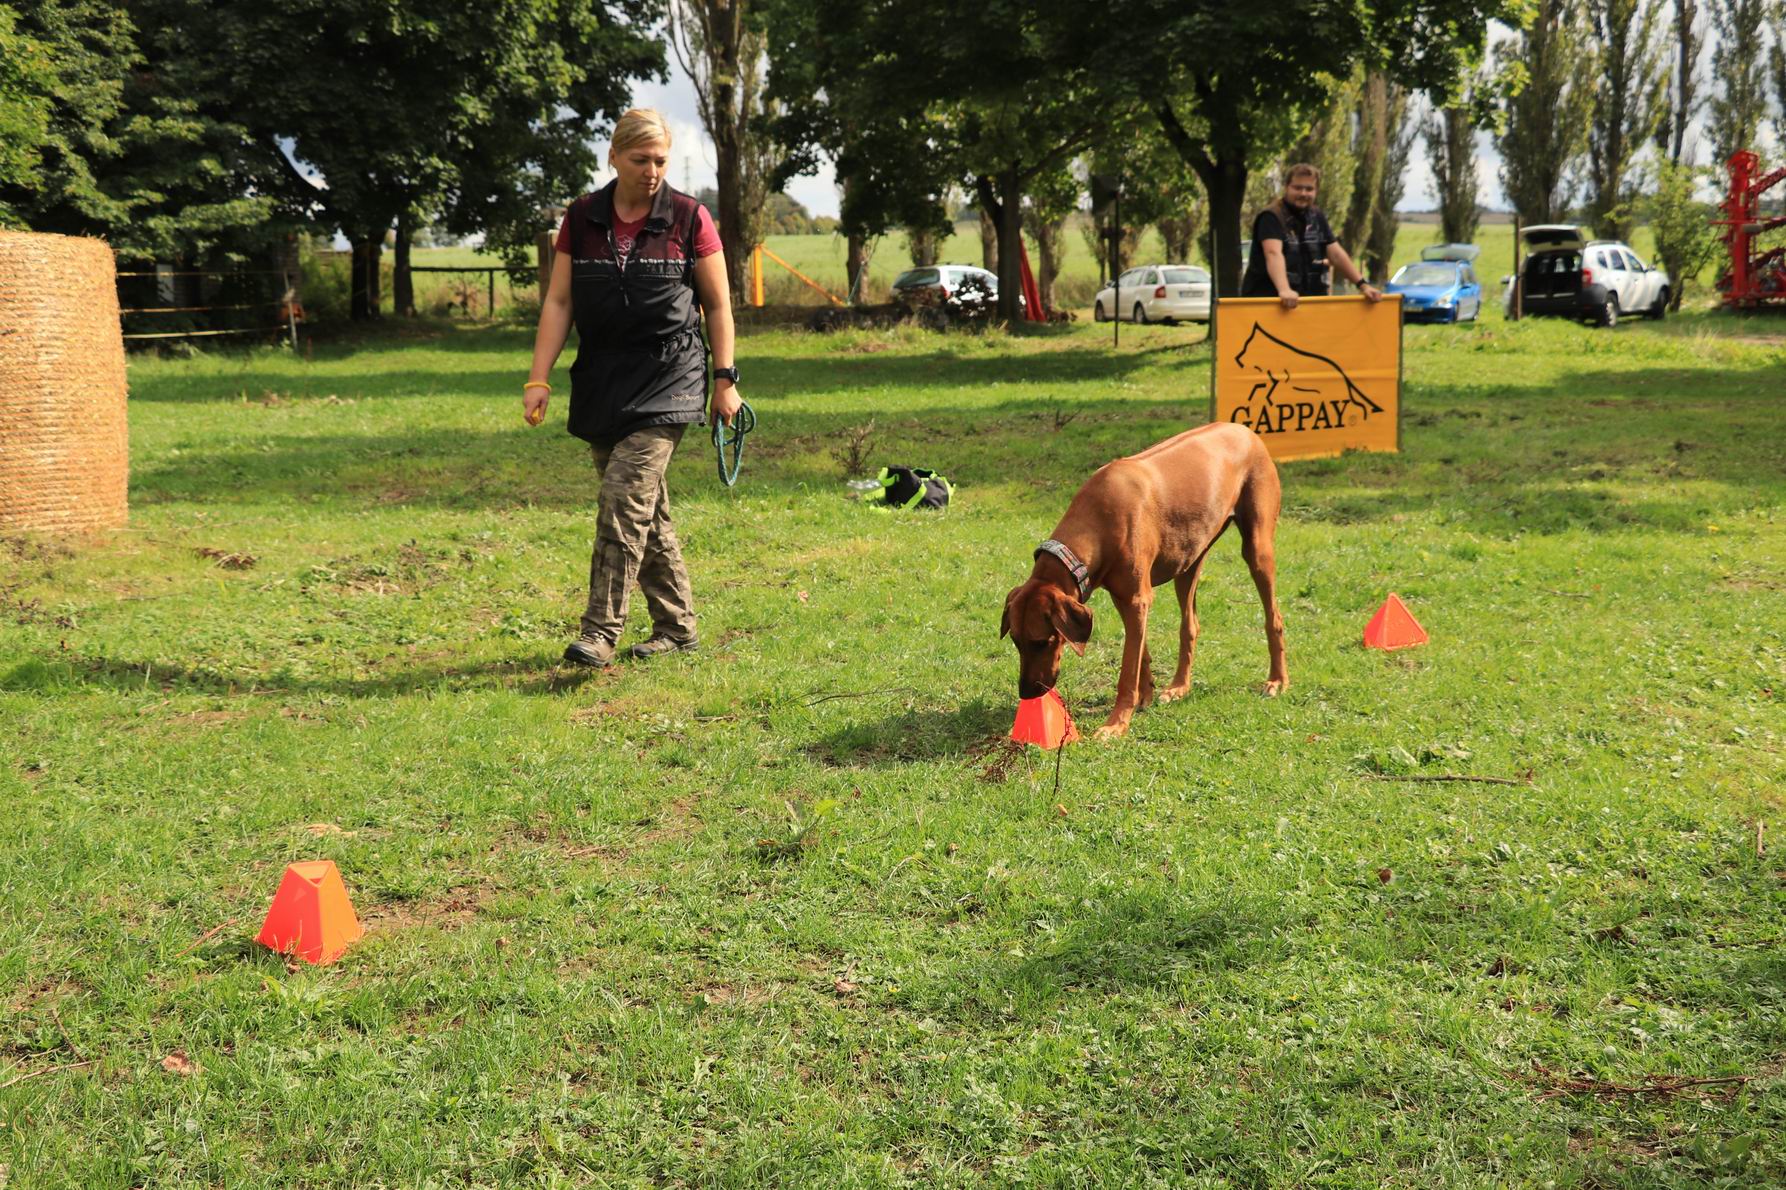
[204,0,661,319]
[1497,0,1596,223]
[1025,163,1080,314]
[1288,71,1363,238]
[0,5,54,225]
[1342,72,1398,256]
[1585,0,1668,240]
[1647,158,1721,308]
[1659,0,1702,163]
[1776,17,1786,156]
[1075,0,1518,296]
[671,0,777,306]
[1366,84,1417,282]
[1426,72,1483,244]
[0,0,289,261]
[761,0,953,299]
[1708,0,1770,163]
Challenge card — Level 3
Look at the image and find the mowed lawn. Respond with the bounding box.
[3,309,1784,1186]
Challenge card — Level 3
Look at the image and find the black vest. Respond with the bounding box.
[1242,201,1330,298]
[565,181,708,445]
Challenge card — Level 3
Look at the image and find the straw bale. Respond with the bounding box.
[0,230,129,533]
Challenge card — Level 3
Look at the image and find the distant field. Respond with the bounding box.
[393,217,1686,320]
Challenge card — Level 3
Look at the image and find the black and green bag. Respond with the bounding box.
[869,465,955,510]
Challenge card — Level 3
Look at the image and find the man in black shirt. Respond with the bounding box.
[1241,163,1382,309]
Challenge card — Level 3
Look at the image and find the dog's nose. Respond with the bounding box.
[1018,678,1049,700]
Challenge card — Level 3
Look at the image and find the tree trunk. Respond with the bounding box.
[1344,74,1391,253]
[1671,0,1697,162]
[909,225,937,267]
[1035,218,1066,314]
[710,5,749,307]
[846,232,867,303]
[996,167,1024,323]
[393,209,416,317]
[977,190,999,274]
[1194,159,1248,297]
[350,237,383,321]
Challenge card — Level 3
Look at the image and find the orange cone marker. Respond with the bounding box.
[255,860,363,965]
[1363,593,1428,651]
[1011,688,1080,749]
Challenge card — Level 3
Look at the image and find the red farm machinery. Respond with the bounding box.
[1717,150,1786,308]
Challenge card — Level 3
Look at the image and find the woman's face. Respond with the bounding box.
[611,138,670,200]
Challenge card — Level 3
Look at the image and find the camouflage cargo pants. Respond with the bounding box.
[580,424,696,645]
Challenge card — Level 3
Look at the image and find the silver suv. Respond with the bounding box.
[1502,226,1672,327]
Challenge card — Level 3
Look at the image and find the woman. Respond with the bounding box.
[523,109,743,669]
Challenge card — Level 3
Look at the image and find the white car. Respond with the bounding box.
[1501,226,1673,326]
[1094,264,1212,324]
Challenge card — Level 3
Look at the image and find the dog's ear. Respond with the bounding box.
[999,589,1016,639]
[1050,596,1093,656]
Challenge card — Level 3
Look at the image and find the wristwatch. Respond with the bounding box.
[713,366,740,384]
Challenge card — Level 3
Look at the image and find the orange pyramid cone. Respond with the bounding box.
[1363,593,1428,651]
[255,860,363,965]
[1011,688,1080,749]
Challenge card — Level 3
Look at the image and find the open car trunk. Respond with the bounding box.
[1523,250,1583,300]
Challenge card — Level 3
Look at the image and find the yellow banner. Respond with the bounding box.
[1210,295,1402,461]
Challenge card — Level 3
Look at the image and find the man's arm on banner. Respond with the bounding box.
[1327,242,1382,302]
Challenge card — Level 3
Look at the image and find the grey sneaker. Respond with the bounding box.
[562,635,615,668]
[626,634,699,660]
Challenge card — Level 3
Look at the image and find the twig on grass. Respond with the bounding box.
[1520,1062,1752,1102]
[0,1059,94,1090]
[801,687,918,707]
[175,917,240,957]
[1543,588,1592,599]
[1363,773,1532,787]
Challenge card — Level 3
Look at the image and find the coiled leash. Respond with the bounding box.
[712,400,756,487]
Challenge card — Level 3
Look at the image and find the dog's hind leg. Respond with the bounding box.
[1158,559,1205,703]
[1238,511,1288,697]
[1235,455,1288,697]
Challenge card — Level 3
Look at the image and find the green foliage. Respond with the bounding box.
[1496,0,1597,223]
[1646,159,1723,310]
[1426,71,1484,245]
[0,3,55,223]
[1584,0,1669,241]
[1708,0,1771,163]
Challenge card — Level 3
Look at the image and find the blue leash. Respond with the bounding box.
[712,400,755,487]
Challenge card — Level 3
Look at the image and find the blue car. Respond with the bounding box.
[1387,245,1484,323]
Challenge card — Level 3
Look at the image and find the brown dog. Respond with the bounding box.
[1001,421,1287,739]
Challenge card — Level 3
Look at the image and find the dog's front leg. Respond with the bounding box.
[1095,594,1151,740]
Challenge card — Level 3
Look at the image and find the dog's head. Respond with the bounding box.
[1000,579,1093,700]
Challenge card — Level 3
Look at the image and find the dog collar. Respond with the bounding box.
[1035,539,1091,602]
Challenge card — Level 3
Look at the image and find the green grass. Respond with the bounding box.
[3,309,1784,1186]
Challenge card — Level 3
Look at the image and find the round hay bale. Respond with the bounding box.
[0,230,130,533]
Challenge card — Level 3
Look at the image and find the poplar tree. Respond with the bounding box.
[1585,0,1668,240]
[1426,87,1481,246]
[1708,0,1770,163]
[1497,0,1596,223]
[1659,0,1702,163]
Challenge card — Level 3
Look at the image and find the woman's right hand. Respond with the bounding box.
[524,387,549,426]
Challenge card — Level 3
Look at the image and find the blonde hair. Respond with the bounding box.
[611,109,672,156]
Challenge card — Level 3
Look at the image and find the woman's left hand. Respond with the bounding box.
[712,382,743,427]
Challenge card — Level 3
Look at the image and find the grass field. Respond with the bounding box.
[3,307,1784,1185]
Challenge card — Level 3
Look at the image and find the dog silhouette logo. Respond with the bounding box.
[1231,322,1384,435]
